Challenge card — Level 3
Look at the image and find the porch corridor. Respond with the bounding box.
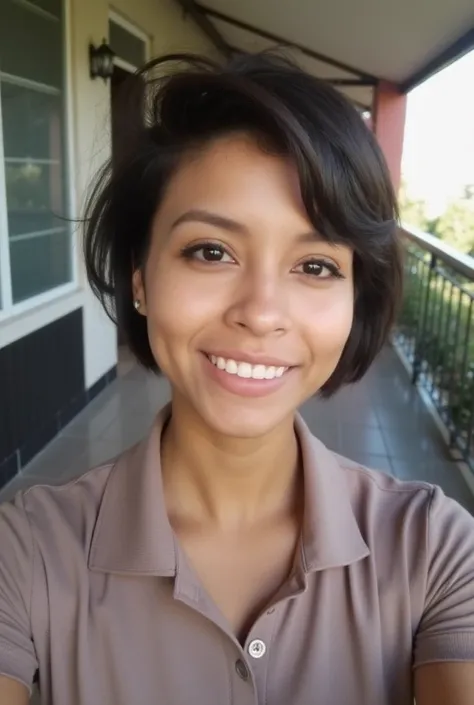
[1,347,473,514]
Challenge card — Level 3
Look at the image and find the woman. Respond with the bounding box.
[0,53,473,705]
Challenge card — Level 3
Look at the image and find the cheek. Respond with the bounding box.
[299,285,354,355]
[144,263,223,348]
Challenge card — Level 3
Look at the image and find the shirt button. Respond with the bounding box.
[248,639,266,659]
[235,659,250,681]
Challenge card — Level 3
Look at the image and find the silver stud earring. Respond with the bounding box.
[133,299,141,311]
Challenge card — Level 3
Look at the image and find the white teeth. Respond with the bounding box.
[208,355,288,380]
[238,362,252,378]
[226,359,238,374]
[252,365,266,380]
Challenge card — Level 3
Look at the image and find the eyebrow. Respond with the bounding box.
[170,208,324,243]
[171,209,247,234]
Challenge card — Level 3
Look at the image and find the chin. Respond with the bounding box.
[198,398,296,440]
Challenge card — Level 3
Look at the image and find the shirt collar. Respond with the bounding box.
[89,406,176,575]
[89,406,369,575]
[294,414,370,571]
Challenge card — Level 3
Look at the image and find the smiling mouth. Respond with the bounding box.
[206,354,289,380]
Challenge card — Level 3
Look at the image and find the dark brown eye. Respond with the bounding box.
[199,246,226,261]
[180,243,235,263]
[294,259,343,279]
[302,261,324,276]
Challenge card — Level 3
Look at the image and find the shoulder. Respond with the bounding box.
[335,448,474,529]
[335,449,435,510]
[0,461,117,559]
[335,448,474,533]
[333,449,474,578]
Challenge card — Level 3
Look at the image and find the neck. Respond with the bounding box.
[161,396,301,530]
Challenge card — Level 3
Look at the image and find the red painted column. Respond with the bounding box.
[372,81,407,192]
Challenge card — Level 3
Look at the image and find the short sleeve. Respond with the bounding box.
[0,493,38,691]
[414,486,474,667]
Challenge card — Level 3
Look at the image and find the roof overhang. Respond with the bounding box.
[173,0,474,110]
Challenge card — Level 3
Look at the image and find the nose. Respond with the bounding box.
[225,267,291,337]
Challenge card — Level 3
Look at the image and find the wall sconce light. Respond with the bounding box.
[89,39,115,81]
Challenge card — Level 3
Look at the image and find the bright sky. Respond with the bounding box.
[402,49,474,217]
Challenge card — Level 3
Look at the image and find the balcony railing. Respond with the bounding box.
[394,225,474,471]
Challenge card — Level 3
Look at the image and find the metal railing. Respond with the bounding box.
[395,225,474,471]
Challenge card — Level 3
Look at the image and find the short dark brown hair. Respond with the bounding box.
[83,52,402,397]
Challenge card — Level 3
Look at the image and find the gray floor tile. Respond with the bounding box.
[380,423,452,462]
[339,425,388,457]
[391,459,474,514]
[332,399,380,427]
[99,410,155,444]
[309,424,339,452]
[374,398,435,428]
[304,396,380,428]
[299,402,339,448]
[61,398,119,440]
[20,436,90,482]
[57,440,125,482]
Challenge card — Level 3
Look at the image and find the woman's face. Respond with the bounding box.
[133,134,354,438]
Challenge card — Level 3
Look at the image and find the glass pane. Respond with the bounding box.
[2,81,62,160]
[0,0,63,87]
[5,161,66,237]
[0,0,70,306]
[109,20,146,68]
[10,229,71,303]
[28,0,62,18]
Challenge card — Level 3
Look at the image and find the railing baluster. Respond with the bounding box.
[446,287,464,445]
[395,226,474,472]
[412,253,437,384]
[433,274,449,397]
[455,297,473,458]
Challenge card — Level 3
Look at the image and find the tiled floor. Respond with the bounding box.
[1,346,474,514]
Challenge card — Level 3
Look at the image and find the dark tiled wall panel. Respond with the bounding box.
[0,310,84,484]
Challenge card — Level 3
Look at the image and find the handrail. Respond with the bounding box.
[400,223,474,280]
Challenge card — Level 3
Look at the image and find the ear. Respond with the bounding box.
[132,269,147,316]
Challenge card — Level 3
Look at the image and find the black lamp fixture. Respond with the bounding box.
[89,39,115,81]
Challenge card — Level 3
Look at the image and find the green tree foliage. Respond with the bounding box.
[399,181,474,256]
[430,185,474,256]
[398,180,430,231]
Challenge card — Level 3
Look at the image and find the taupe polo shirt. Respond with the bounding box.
[1,408,474,705]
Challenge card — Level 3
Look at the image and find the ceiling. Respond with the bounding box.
[182,0,474,110]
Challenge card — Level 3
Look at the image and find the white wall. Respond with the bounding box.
[68,0,114,389]
[68,0,217,388]
[111,0,222,57]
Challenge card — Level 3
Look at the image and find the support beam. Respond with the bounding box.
[326,78,377,87]
[197,3,378,82]
[173,0,232,57]
[372,81,407,192]
[401,26,474,93]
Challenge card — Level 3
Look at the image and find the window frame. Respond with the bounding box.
[109,9,151,73]
[0,0,78,325]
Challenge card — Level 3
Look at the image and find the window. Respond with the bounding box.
[0,0,73,313]
[109,12,149,74]
[109,19,147,70]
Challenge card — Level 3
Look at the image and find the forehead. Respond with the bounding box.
[157,134,309,227]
